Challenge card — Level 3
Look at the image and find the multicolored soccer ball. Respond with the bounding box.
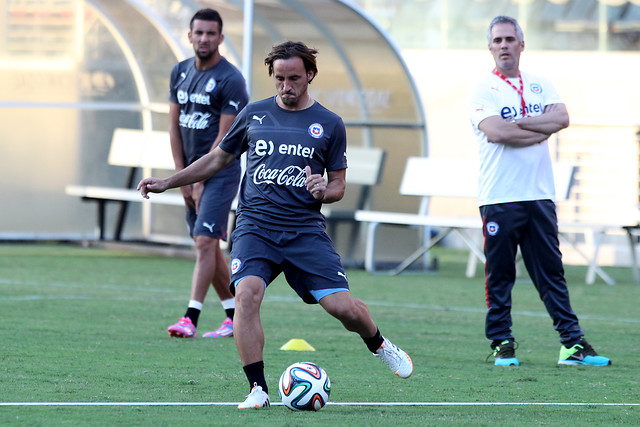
[278,362,331,411]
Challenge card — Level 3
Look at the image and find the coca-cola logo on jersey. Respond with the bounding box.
[253,164,306,188]
[179,111,211,130]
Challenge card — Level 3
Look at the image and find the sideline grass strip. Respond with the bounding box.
[1,243,639,426]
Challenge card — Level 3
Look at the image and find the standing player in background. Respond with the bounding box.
[166,8,249,339]
[469,16,611,367]
[139,40,413,409]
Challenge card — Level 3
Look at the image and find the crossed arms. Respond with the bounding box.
[479,103,570,147]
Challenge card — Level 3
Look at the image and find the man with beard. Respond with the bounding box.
[166,8,248,339]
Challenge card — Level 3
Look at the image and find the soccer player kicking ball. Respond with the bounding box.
[138,41,413,409]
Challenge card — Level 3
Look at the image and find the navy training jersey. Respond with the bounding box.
[169,57,248,166]
[219,96,348,231]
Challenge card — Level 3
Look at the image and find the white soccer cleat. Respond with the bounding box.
[374,337,414,378]
[237,384,271,409]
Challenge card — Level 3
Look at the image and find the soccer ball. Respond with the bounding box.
[278,362,331,411]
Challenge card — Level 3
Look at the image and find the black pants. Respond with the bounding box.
[480,200,583,346]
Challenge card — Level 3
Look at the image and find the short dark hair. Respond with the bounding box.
[190,8,223,32]
[487,16,523,43]
[264,41,318,81]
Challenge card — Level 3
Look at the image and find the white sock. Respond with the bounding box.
[188,300,203,310]
[221,298,235,309]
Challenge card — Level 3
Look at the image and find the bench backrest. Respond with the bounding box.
[346,146,386,186]
[108,130,386,186]
[108,128,174,170]
[399,156,575,203]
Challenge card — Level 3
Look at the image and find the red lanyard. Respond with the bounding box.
[493,68,527,117]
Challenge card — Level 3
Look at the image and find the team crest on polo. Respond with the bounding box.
[486,221,500,236]
[231,258,242,274]
[308,123,324,138]
[205,78,216,92]
[530,83,542,94]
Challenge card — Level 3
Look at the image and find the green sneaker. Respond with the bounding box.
[559,339,611,366]
[488,339,519,366]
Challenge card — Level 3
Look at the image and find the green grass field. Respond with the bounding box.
[1,243,639,426]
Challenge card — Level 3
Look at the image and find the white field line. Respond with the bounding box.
[0,401,639,407]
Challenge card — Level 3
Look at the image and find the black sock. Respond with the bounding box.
[363,328,384,353]
[225,308,235,320]
[185,307,201,327]
[243,361,268,394]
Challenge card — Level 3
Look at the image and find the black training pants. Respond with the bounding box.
[480,200,584,346]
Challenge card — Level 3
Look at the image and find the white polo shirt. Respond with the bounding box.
[469,70,563,207]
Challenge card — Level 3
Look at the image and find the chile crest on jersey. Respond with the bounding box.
[205,78,216,92]
[308,123,324,139]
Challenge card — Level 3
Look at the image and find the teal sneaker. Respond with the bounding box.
[558,339,611,366]
[489,339,519,366]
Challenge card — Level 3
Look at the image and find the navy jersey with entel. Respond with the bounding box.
[169,57,248,166]
[219,96,348,231]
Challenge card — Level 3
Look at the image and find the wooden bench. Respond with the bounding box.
[65,128,183,240]
[355,156,618,284]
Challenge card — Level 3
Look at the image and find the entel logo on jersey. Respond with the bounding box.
[176,90,211,105]
[177,90,189,104]
[308,123,324,138]
[486,221,499,236]
[255,139,315,159]
[501,102,543,120]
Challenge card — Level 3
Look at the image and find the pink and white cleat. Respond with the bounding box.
[167,316,196,338]
[202,317,233,338]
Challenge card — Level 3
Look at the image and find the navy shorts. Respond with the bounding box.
[186,163,240,240]
[228,223,349,304]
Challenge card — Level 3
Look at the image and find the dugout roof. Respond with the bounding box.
[82,0,428,156]
[0,0,426,246]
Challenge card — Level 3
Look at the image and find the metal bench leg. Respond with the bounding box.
[390,228,452,276]
[114,201,129,241]
[624,227,640,283]
[459,229,485,278]
[364,222,380,273]
[559,231,615,285]
[97,200,106,241]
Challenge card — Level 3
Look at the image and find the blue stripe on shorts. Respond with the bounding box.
[309,287,349,302]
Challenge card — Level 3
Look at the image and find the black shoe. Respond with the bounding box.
[488,339,519,366]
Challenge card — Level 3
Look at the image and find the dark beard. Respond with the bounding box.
[195,50,213,61]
